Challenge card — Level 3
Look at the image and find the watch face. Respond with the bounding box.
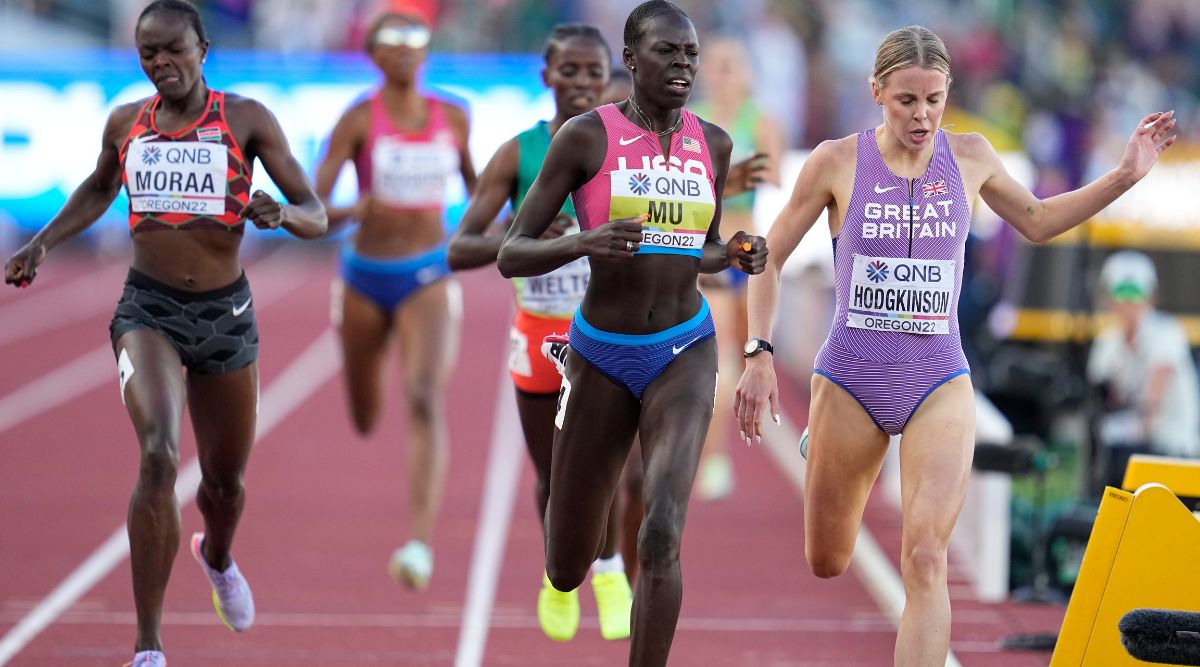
[744,339,758,355]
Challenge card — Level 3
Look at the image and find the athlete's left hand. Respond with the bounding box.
[240,190,285,230]
[1119,110,1177,183]
[727,152,769,196]
[728,231,767,275]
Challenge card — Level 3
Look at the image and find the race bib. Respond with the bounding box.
[513,257,590,318]
[609,169,714,256]
[846,254,954,335]
[125,140,227,215]
[371,134,459,207]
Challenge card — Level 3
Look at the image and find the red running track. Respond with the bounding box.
[0,248,1062,665]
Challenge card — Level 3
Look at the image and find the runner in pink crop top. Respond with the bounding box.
[354,91,461,212]
[572,103,717,260]
[494,3,768,663]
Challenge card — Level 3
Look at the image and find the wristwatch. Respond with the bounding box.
[743,338,773,358]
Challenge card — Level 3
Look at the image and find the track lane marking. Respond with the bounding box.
[0,252,301,437]
[0,328,341,665]
[759,413,964,667]
[454,368,523,667]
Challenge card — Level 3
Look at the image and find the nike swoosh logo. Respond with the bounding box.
[619,136,643,146]
[232,297,252,316]
[672,336,702,355]
[874,184,899,193]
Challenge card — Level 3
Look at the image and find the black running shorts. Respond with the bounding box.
[109,268,259,374]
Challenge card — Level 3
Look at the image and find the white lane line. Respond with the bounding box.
[454,371,523,667]
[0,328,340,666]
[0,254,302,437]
[759,415,964,667]
[0,346,115,433]
[0,609,895,633]
[0,263,127,348]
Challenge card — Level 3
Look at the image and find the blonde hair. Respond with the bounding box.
[871,26,952,89]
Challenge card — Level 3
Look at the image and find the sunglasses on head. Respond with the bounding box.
[373,24,431,49]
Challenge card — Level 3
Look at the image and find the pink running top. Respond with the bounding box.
[827,129,971,363]
[354,92,460,211]
[571,104,716,258]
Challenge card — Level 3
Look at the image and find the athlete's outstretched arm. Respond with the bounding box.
[242,99,327,239]
[447,138,518,270]
[498,114,641,278]
[312,102,368,230]
[735,139,840,441]
[4,104,137,287]
[980,111,1177,243]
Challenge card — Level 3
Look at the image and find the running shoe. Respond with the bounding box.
[540,333,570,375]
[696,452,735,501]
[537,572,580,641]
[591,570,633,640]
[799,426,810,460]
[388,539,433,590]
[123,650,166,667]
[189,533,255,632]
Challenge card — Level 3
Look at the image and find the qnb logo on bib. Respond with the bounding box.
[609,169,714,256]
[847,254,955,335]
[125,140,227,215]
[371,136,459,207]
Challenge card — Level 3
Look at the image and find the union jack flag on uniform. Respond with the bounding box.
[922,179,947,197]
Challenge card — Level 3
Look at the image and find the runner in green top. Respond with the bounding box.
[687,35,785,501]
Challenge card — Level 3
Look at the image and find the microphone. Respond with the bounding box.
[1120,608,1200,665]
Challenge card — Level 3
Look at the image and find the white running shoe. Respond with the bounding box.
[540,333,569,375]
[124,650,166,667]
[190,532,255,632]
[388,539,433,590]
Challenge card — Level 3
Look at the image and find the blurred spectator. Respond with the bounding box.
[1088,250,1200,488]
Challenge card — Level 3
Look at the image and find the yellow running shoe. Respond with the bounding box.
[537,572,580,641]
[591,570,632,640]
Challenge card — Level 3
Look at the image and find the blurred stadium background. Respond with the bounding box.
[1,0,1199,662]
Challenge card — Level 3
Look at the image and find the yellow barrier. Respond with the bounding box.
[1050,484,1200,665]
[1123,455,1200,499]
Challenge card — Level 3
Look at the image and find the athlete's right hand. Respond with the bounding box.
[4,242,46,289]
[578,214,647,261]
[734,356,781,445]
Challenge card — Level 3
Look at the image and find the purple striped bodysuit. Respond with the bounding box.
[814,129,970,435]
